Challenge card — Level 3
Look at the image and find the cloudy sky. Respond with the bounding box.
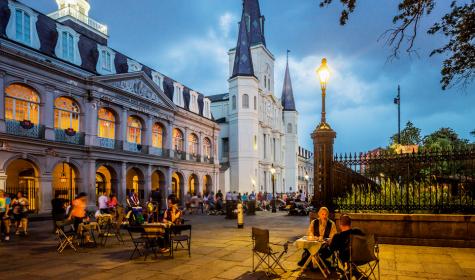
[23,0,475,153]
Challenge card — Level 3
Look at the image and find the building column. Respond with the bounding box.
[38,175,53,214]
[145,115,153,152]
[0,71,5,132]
[165,167,173,198]
[42,85,55,140]
[119,108,128,149]
[144,164,152,200]
[0,171,6,192]
[120,162,127,204]
[85,99,98,146]
[166,121,173,158]
[84,159,96,208]
[198,132,203,162]
[184,127,189,160]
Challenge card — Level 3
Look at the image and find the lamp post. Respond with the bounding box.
[270,164,276,213]
[311,58,337,208]
[304,172,309,203]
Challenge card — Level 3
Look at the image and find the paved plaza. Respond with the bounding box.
[1,212,475,280]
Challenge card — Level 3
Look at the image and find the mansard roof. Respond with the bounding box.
[0,0,211,119]
[281,58,296,111]
[231,12,255,78]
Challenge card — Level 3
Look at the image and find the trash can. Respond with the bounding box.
[247,200,256,215]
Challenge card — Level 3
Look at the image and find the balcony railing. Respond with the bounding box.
[48,7,108,35]
[96,137,115,149]
[5,119,44,139]
[54,129,85,145]
[203,157,214,164]
[174,150,186,160]
[189,154,201,162]
[150,147,164,157]
[124,142,146,153]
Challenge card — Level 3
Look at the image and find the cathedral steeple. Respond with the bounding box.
[231,11,255,78]
[242,0,266,46]
[281,50,296,111]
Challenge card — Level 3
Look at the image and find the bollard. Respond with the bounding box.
[237,202,244,228]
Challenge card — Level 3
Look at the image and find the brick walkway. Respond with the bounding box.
[1,212,475,279]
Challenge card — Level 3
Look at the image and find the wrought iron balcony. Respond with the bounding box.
[96,137,115,149]
[189,154,201,162]
[150,147,164,157]
[48,7,108,35]
[54,129,85,145]
[5,119,44,139]
[174,150,186,160]
[124,141,146,153]
[203,157,214,164]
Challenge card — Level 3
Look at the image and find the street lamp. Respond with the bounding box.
[316,58,330,127]
[304,171,309,203]
[270,164,276,213]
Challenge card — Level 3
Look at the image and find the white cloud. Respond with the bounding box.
[219,12,235,39]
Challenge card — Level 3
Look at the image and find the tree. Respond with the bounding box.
[319,0,475,90]
[422,127,469,150]
[471,129,475,138]
[390,121,422,145]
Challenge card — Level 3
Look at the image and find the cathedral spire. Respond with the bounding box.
[242,0,266,46]
[281,50,296,111]
[231,11,255,78]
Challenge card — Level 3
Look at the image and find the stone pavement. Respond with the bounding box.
[1,212,475,280]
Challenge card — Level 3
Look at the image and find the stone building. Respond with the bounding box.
[297,146,314,198]
[0,0,219,213]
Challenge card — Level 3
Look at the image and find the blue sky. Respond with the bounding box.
[23,0,475,153]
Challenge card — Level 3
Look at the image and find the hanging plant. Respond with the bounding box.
[19,120,34,130]
[65,128,76,136]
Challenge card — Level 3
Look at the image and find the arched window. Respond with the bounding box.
[152,123,163,148]
[242,94,249,109]
[188,133,199,156]
[287,123,292,133]
[5,84,40,124]
[203,137,212,158]
[97,108,115,139]
[54,97,80,131]
[254,96,257,110]
[232,95,236,110]
[173,128,184,151]
[127,116,142,144]
[15,9,31,45]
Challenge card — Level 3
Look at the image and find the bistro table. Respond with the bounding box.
[140,222,173,259]
[78,222,100,247]
[294,236,329,278]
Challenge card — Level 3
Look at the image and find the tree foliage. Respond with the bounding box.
[319,0,475,90]
[390,121,422,145]
[422,127,470,150]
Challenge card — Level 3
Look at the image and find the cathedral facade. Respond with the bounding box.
[0,0,219,212]
[210,0,303,194]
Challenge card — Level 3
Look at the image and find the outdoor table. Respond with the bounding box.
[294,236,329,278]
[140,222,173,259]
[78,222,100,247]
[97,214,115,246]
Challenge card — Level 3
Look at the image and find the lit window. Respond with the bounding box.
[173,128,184,151]
[15,9,31,45]
[152,123,163,148]
[98,108,115,139]
[5,84,39,124]
[61,31,74,62]
[242,94,249,109]
[54,97,80,131]
[188,133,199,156]
[127,116,142,144]
[203,137,212,158]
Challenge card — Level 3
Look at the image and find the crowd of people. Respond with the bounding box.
[0,190,30,241]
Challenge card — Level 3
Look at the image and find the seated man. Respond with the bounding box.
[298,206,337,267]
[330,214,366,278]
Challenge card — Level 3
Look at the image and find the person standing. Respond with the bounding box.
[51,194,66,233]
[98,192,109,214]
[12,191,29,235]
[68,192,88,232]
[0,191,11,241]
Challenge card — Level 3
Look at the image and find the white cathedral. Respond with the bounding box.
[209,0,303,195]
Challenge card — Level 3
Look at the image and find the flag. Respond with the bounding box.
[394,97,400,105]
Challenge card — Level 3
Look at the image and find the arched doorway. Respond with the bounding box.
[203,175,212,195]
[151,170,166,192]
[188,174,199,195]
[53,162,79,203]
[172,172,184,200]
[126,167,144,200]
[96,165,117,197]
[5,159,39,213]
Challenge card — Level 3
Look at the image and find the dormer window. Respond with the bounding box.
[127,59,142,72]
[15,9,31,45]
[203,98,211,118]
[173,82,184,107]
[151,71,164,91]
[54,25,81,65]
[96,45,116,75]
[189,91,199,113]
[6,2,40,49]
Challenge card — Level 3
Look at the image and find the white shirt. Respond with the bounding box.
[98,195,108,209]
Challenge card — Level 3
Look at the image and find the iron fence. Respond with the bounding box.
[332,148,475,213]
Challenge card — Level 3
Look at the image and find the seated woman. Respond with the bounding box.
[298,206,337,268]
[163,197,182,225]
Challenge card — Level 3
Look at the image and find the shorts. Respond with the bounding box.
[13,212,27,221]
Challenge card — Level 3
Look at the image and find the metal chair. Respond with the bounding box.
[55,220,78,253]
[127,226,147,260]
[336,233,380,280]
[170,224,191,257]
[251,227,288,276]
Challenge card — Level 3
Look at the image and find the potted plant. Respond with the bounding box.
[65,128,76,136]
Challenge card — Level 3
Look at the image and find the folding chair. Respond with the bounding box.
[251,227,288,276]
[55,221,78,253]
[170,224,191,257]
[127,226,147,260]
[336,233,380,280]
